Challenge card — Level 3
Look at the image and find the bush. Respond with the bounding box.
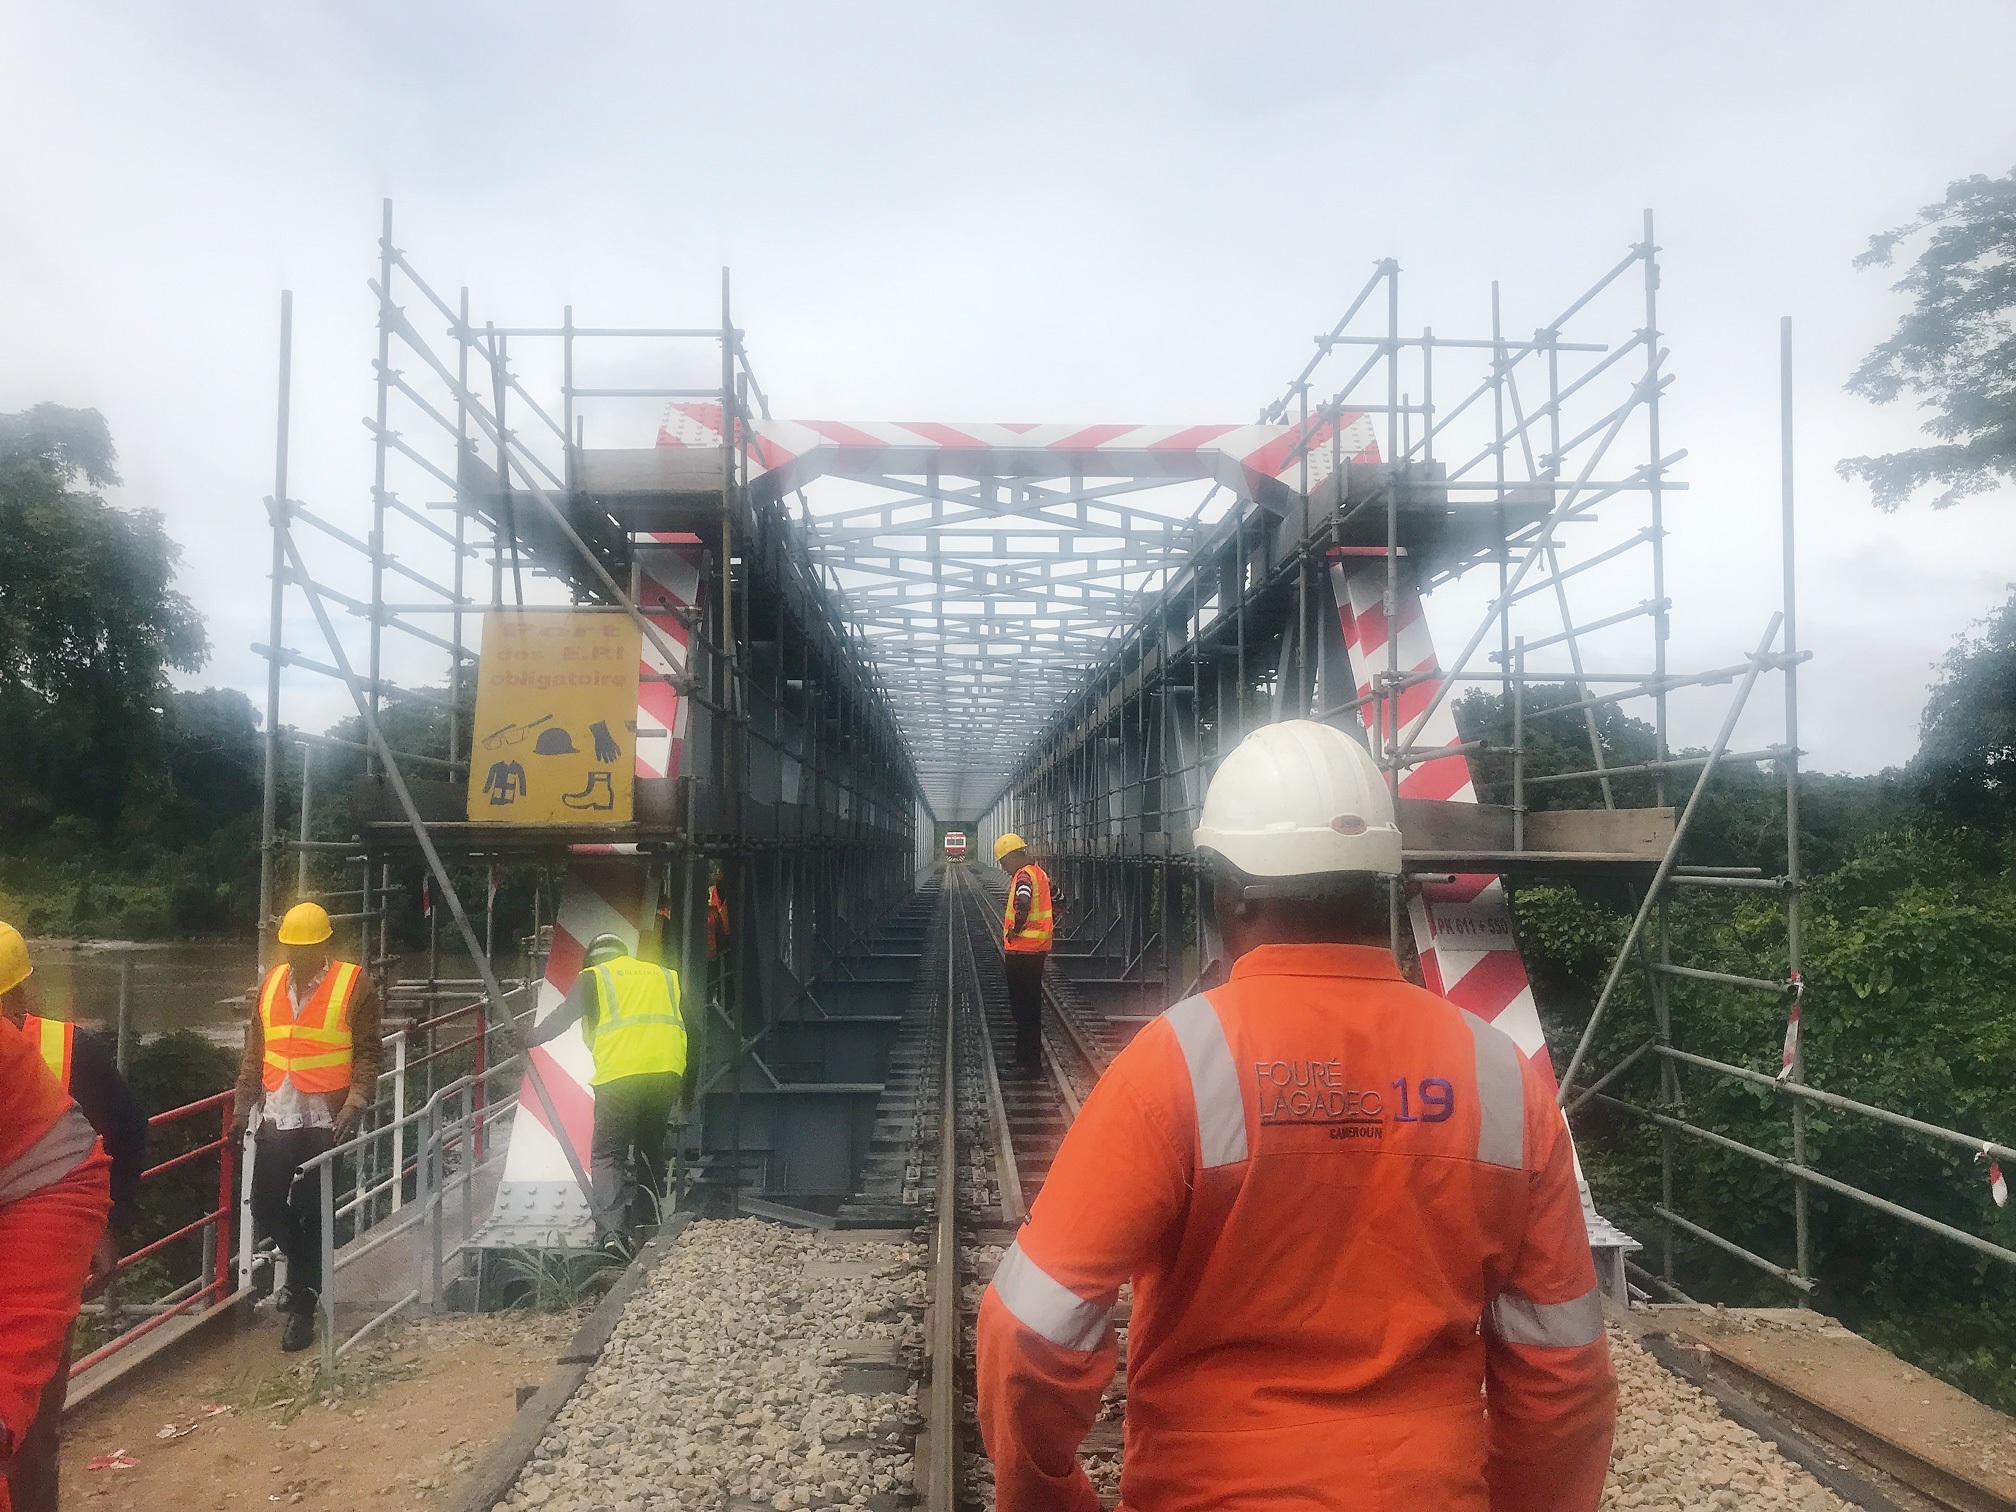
[1534,825,2016,1411]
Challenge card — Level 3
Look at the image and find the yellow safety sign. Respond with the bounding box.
[466,609,643,824]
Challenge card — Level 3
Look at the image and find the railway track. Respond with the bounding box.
[917,863,1129,1511]
[912,862,1999,1512]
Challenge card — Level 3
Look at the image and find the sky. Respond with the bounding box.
[2,1,2012,777]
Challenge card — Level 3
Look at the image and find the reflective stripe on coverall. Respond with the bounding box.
[975,942,1616,1512]
[19,1017,72,1093]
[0,1017,110,1500]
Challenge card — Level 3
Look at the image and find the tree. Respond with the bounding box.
[0,405,208,836]
[1913,585,2016,831]
[1839,168,2016,511]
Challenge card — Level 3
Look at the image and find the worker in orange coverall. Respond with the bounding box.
[976,719,1616,1512]
[0,1015,112,1512]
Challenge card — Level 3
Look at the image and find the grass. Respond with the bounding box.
[247,1348,421,1424]
[494,1244,623,1312]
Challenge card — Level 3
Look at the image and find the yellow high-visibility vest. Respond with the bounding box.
[1004,864,1055,953]
[21,1013,74,1092]
[583,956,686,1086]
[258,962,360,1094]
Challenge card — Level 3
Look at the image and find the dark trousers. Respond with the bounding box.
[251,1126,335,1310]
[1004,951,1048,1074]
[591,1072,681,1237]
[6,1327,69,1512]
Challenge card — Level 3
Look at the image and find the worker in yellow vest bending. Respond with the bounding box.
[229,903,382,1354]
[528,933,686,1248]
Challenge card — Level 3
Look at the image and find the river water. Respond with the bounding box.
[19,941,522,1048]
[23,941,258,1044]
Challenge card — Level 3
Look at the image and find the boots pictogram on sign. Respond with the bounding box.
[562,771,615,810]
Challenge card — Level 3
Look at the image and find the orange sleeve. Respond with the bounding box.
[975,1031,1190,1512]
[0,1143,110,1449]
[1484,1067,1617,1512]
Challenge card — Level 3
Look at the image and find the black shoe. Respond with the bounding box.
[280,1310,316,1353]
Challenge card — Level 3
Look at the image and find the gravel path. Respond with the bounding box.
[494,1220,923,1512]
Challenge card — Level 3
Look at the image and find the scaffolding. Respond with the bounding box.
[256,203,920,1250]
[256,202,2016,1315]
[982,214,2016,1309]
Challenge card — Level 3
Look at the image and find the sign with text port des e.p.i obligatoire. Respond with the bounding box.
[466,609,643,824]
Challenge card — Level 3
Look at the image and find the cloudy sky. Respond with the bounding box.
[2,1,2012,776]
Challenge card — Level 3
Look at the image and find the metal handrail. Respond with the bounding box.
[71,1090,237,1379]
[296,1054,527,1367]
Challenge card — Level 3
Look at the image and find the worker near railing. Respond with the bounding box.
[228,903,382,1354]
[976,721,1617,1512]
[994,832,1058,1077]
[526,933,685,1251]
[0,924,145,1512]
[0,1004,110,1512]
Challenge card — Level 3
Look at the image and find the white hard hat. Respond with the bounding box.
[1193,720,1401,879]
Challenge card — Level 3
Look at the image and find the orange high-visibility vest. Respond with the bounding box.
[258,962,362,1095]
[21,1014,74,1093]
[707,884,730,962]
[1003,864,1054,954]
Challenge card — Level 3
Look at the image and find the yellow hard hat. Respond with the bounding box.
[0,922,32,996]
[993,833,1027,863]
[277,902,334,946]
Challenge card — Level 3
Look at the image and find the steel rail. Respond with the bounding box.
[923,878,960,1512]
[951,869,1028,1226]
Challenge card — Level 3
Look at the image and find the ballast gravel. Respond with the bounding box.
[494,1219,923,1512]
[491,1221,1856,1512]
[1601,1327,1851,1512]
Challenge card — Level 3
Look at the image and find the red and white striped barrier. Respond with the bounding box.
[657,404,1381,505]
[1330,555,1555,1084]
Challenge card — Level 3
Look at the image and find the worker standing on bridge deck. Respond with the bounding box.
[977,721,1616,1512]
[1,924,146,1512]
[995,833,1057,1077]
[0,1002,110,1512]
[230,903,382,1355]
[527,933,685,1249]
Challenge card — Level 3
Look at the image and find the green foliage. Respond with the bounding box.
[1454,684,1910,874]
[1914,586,2016,831]
[1529,827,2016,1411]
[0,405,208,839]
[1839,167,2016,511]
[0,694,264,937]
[494,1243,619,1311]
